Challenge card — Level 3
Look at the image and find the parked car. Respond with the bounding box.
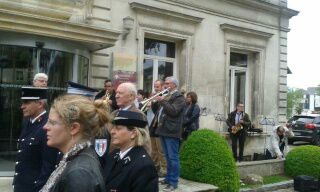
[286,114,320,146]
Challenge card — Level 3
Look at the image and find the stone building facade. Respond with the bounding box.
[0,0,297,174]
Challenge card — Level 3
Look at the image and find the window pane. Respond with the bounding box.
[0,44,88,174]
[143,59,153,96]
[144,38,175,58]
[78,56,89,86]
[40,49,73,88]
[0,46,36,85]
[0,45,37,173]
[158,61,173,82]
[230,52,247,67]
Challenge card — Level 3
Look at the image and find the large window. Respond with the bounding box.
[143,38,175,96]
[0,44,89,175]
[229,52,248,112]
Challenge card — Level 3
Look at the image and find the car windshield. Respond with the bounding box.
[290,116,315,124]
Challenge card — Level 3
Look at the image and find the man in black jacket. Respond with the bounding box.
[226,102,251,162]
[95,79,118,112]
[13,87,59,192]
[154,76,186,191]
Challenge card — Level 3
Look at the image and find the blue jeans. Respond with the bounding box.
[160,136,180,188]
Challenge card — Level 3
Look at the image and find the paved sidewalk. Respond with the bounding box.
[1,177,218,192]
[159,178,218,192]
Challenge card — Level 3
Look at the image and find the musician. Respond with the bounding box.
[154,76,186,191]
[266,125,294,159]
[95,79,118,112]
[148,80,167,177]
[13,87,59,192]
[226,102,251,162]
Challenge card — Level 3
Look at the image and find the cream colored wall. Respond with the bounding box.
[88,0,295,129]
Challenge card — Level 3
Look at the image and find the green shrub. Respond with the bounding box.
[180,129,240,192]
[285,145,320,178]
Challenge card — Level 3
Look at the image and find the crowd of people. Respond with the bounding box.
[12,73,293,192]
[13,74,201,192]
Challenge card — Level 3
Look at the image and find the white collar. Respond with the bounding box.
[119,147,133,159]
[31,110,46,124]
[120,105,131,111]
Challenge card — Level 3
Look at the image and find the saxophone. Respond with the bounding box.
[232,122,243,134]
[103,91,111,104]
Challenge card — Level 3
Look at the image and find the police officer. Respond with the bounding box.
[105,110,158,192]
[13,87,59,192]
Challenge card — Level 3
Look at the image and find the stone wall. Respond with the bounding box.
[237,159,285,179]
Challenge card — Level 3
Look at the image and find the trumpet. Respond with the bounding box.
[140,88,170,112]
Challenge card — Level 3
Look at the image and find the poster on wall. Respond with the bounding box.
[112,70,137,89]
[112,53,137,88]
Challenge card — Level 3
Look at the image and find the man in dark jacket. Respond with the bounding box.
[95,79,118,112]
[154,76,186,191]
[226,102,251,162]
[13,87,59,192]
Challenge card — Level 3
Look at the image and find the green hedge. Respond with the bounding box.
[285,145,320,178]
[180,129,240,192]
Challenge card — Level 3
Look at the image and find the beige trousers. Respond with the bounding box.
[150,137,167,174]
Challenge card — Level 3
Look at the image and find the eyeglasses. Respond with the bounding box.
[46,119,64,126]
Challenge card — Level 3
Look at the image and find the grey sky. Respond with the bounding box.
[287,0,320,89]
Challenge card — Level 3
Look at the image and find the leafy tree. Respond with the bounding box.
[287,88,304,118]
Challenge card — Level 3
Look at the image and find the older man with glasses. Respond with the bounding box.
[154,76,186,191]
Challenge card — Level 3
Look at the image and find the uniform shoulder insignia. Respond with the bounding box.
[94,139,108,157]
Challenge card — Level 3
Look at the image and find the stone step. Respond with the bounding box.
[159,178,218,192]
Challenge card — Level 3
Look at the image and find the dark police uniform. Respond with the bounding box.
[105,146,158,192]
[13,112,59,192]
[105,110,158,192]
[13,86,59,192]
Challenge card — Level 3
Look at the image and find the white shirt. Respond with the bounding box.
[266,126,294,157]
[31,110,46,124]
[120,105,131,111]
[119,147,133,159]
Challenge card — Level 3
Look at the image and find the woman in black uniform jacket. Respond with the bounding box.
[105,110,158,192]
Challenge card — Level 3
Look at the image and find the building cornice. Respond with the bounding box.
[220,23,274,39]
[0,0,82,20]
[228,0,299,18]
[129,0,204,23]
[0,8,121,51]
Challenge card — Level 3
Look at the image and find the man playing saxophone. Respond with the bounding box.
[226,102,251,162]
[95,79,118,112]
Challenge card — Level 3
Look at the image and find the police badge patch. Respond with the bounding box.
[95,139,107,157]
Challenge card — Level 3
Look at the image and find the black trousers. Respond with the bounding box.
[230,130,246,161]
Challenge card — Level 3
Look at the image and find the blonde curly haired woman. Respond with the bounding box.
[40,95,110,192]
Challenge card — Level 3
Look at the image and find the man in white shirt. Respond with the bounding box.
[266,125,294,159]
